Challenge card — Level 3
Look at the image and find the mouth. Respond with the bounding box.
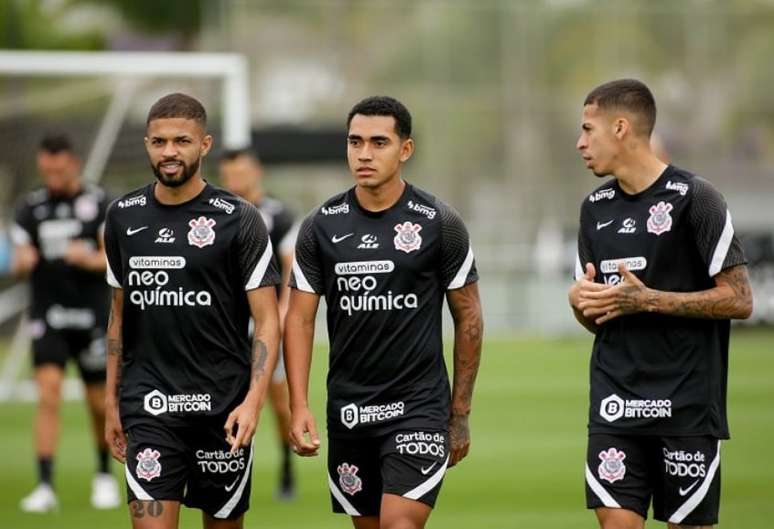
[356,167,376,176]
[159,161,183,176]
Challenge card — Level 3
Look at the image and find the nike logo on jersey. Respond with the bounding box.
[332,233,354,243]
[596,220,614,230]
[224,476,240,492]
[678,479,700,497]
[126,226,149,236]
[420,462,438,475]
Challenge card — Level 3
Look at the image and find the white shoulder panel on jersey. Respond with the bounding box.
[708,209,734,277]
[447,245,475,290]
[291,255,315,293]
[245,239,274,290]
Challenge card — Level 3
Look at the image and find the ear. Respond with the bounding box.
[399,138,414,163]
[200,134,214,157]
[613,118,630,140]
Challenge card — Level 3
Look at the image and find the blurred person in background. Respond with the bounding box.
[218,148,298,500]
[284,96,483,529]
[11,134,119,512]
[569,79,753,529]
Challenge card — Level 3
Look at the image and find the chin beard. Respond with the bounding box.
[152,157,200,188]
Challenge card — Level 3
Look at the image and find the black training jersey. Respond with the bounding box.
[103,183,280,429]
[11,185,110,329]
[289,183,478,439]
[576,165,746,439]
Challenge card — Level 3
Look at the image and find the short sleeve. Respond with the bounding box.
[239,202,281,290]
[11,198,35,246]
[439,203,478,290]
[575,201,594,280]
[103,202,123,288]
[688,178,747,278]
[288,214,323,294]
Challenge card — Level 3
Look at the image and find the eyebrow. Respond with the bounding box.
[347,134,390,141]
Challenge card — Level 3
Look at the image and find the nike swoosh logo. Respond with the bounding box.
[224,476,240,492]
[420,462,438,475]
[332,233,354,243]
[678,479,700,497]
[596,220,615,230]
[126,226,149,236]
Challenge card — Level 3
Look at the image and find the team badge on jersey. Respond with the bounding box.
[597,447,626,483]
[337,463,363,495]
[136,448,162,481]
[394,221,422,253]
[188,216,217,248]
[647,201,673,235]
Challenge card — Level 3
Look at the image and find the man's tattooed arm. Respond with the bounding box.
[579,264,753,324]
[251,337,268,384]
[446,282,484,467]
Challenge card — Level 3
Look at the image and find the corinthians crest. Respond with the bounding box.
[393,221,422,253]
[136,448,162,481]
[598,447,626,483]
[188,216,216,248]
[647,201,673,235]
[337,462,363,496]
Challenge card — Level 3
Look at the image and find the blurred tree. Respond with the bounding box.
[0,0,103,49]
[74,0,202,43]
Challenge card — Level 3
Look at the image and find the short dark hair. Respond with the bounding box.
[584,79,656,137]
[39,134,77,156]
[146,93,207,129]
[347,96,412,139]
[218,147,259,163]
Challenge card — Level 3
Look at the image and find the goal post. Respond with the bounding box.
[0,50,251,149]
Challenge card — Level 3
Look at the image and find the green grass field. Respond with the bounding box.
[0,328,772,528]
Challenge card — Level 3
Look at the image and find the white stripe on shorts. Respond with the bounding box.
[213,443,254,519]
[403,455,449,501]
[328,473,361,516]
[585,464,621,508]
[668,440,721,524]
[125,464,154,501]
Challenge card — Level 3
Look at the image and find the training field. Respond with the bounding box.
[0,328,772,528]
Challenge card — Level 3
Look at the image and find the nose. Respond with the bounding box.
[162,141,178,158]
[358,143,373,161]
[576,135,587,151]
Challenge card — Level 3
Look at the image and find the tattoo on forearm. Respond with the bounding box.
[661,265,752,319]
[131,500,164,518]
[252,338,268,382]
[449,285,483,413]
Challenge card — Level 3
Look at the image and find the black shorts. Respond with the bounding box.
[30,320,106,384]
[328,429,449,516]
[125,420,253,520]
[586,433,721,525]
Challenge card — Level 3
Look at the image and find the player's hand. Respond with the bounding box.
[11,244,38,275]
[568,263,605,309]
[448,413,470,468]
[224,400,261,454]
[289,406,320,457]
[578,263,655,324]
[63,239,94,268]
[105,401,127,463]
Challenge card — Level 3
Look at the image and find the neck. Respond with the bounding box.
[355,176,405,212]
[614,150,668,195]
[154,175,206,205]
